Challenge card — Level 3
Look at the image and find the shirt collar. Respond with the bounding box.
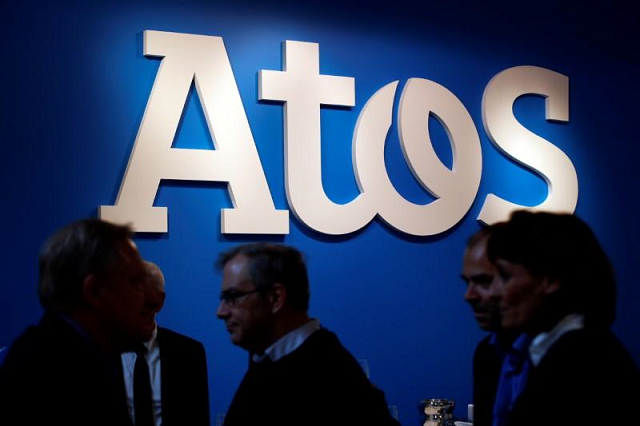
[529,313,585,367]
[143,326,159,352]
[252,318,320,363]
[58,312,93,342]
[489,332,520,358]
[512,333,532,354]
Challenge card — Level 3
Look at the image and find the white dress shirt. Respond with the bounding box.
[121,327,162,426]
[529,313,585,367]
[252,318,321,363]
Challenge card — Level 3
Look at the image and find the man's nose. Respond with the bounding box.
[464,284,478,303]
[216,301,229,319]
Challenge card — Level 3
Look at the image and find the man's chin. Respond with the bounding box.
[118,336,148,353]
[476,318,501,332]
[230,334,244,346]
[133,323,156,344]
[474,315,490,329]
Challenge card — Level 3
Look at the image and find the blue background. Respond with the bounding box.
[1,1,638,424]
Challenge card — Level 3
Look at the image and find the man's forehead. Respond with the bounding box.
[465,239,490,259]
[222,254,252,288]
[226,253,249,271]
[463,251,497,278]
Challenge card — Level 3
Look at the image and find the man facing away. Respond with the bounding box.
[121,261,210,426]
[0,219,158,426]
[216,242,399,426]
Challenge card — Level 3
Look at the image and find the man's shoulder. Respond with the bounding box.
[273,327,399,425]
[543,328,612,360]
[542,328,637,371]
[2,315,110,387]
[157,326,205,349]
[474,334,495,356]
[287,327,361,370]
[1,324,43,371]
[477,333,494,347]
[3,315,77,362]
[299,327,342,351]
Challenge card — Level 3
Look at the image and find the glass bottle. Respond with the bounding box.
[421,398,456,426]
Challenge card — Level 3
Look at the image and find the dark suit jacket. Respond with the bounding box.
[472,334,503,426]
[223,327,399,426]
[156,327,210,426]
[0,313,133,426]
[508,328,640,426]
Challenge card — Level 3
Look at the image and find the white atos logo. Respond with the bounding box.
[99,30,577,236]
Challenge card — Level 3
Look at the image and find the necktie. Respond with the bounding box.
[134,345,154,426]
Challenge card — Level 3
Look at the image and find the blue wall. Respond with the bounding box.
[2,1,638,424]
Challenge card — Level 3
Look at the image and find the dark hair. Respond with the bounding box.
[38,219,133,312]
[217,243,310,311]
[487,210,616,329]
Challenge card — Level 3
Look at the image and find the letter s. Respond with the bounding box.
[479,66,577,224]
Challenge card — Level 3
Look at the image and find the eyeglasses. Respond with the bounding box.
[219,288,263,307]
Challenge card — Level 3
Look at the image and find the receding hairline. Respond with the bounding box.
[144,260,165,290]
[465,227,492,252]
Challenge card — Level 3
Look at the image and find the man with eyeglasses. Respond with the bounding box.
[216,243,399,426]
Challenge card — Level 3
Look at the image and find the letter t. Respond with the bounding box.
[259,41,373,235]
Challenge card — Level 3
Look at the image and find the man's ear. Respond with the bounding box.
[541,277,561,295]
[159,291,166,310]
[82,274,103,308]
[269,283,287,314]
[151,290,166,312]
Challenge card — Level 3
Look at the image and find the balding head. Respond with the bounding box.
[144,261,166,315]
[145,261,165,293]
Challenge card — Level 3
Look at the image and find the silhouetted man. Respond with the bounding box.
[216,242,399,426]
[462,227,518,426]
[0,219,159,426]
[121,261,210,426]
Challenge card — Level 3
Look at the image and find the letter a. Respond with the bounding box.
[100,30,288,234]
